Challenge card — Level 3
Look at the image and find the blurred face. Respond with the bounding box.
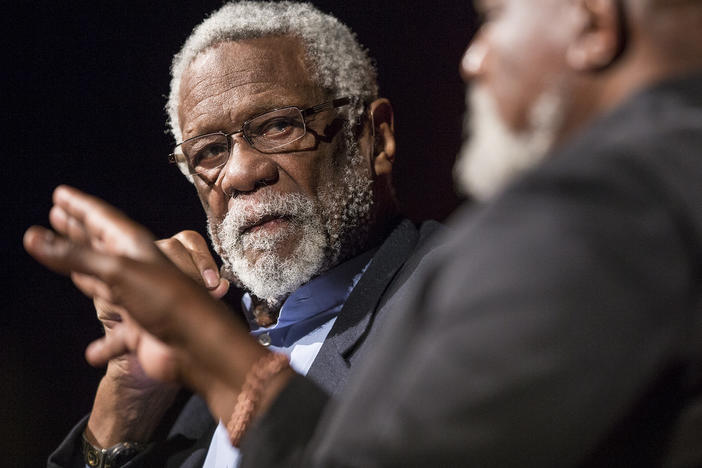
[178,37,374,305]
[456,0,577,198]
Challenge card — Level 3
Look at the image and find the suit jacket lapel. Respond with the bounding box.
[306,219,420,394]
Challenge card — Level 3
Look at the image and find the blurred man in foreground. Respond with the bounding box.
[26,0,702,466]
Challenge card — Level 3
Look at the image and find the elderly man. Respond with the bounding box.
[27,0,702,466]
[44,2,439,467]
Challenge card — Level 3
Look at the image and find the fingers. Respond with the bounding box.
[86,324,182,384]
[136,334,181,382]
[93,297,126,330]
[85,327,132,367]
[50,205,90,245]
[157,231,230,298]
[26,223,221,345]
[27,216,243,386]
[85,311,143,367]
[209,278,230,299]
[155,237,202,285]
[71,271,115,305]
[24,225,117,283]
[52,185,159,261]
[171,231,220,287]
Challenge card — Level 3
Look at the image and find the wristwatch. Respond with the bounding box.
[81,433,145,468]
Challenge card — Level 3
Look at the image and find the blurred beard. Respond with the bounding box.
[208,127,374,308]
[454,85,564,201]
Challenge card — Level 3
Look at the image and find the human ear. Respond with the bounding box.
[368,98,396,177]
[567,0,625,71]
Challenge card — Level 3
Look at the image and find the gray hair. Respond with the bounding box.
[166,1,378,143]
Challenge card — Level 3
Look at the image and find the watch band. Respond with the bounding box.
[81,433,146,468]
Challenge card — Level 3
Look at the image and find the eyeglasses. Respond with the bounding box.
[169,96,353,176]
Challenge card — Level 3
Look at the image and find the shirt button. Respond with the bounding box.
[258,333,271,347]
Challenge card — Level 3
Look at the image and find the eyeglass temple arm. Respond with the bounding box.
[302,96,354,117]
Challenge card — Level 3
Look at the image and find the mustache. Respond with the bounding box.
[223,191,314,235]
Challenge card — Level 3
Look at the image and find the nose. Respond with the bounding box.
[460,37,487,83]
[217,134,278,197]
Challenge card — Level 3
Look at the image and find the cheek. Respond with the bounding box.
[484,9,565,131]
[283,149,339,200]
[487,31,537,129]
[193,180,228,221]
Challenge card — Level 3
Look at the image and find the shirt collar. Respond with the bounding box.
[242,248,376,347]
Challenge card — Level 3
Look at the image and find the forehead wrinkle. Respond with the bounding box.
[182,81,318,138]
[179,38,323,138]
[181,37,314,103]
[181,75,282,137]
[182,63,275,107]
[187,80,311,123]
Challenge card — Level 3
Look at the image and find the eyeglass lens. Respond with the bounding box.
[178,107,307,175]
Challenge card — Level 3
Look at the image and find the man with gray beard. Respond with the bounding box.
[45,3,440,468]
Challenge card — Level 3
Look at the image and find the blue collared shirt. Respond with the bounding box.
[203,249,375,468]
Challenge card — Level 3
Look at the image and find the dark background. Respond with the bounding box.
[2,1,477,465]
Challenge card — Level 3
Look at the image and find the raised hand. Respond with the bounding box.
[88,229,232,384]
[24,186,265,445]
[24,185,250,375]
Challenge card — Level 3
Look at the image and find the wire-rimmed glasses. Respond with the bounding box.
[168,96,353,176]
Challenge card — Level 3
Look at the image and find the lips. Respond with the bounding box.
[241,215,290,234]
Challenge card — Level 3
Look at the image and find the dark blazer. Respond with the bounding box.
[47,219,442,468]
[241,74,702,467]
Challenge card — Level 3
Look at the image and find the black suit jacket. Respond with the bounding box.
[241,74,702,467]
[47,219,442,467]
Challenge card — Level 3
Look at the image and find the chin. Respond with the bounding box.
[243,234,300,265]
[229,229,328,306]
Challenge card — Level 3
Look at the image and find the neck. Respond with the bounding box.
[557,10,702,148]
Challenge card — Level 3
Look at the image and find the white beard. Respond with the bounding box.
[454,85,563,201]
[208,128,374,308]
[209,191,329,307]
